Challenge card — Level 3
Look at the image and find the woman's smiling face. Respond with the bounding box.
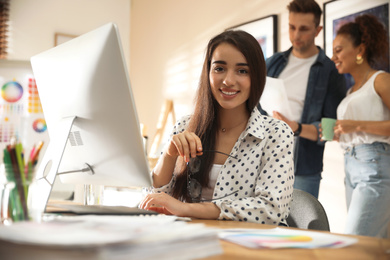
[332,34,361,74]
[209,42,251,111]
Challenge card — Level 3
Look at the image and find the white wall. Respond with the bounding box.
[6,0,131,199]
[8,0,131,64]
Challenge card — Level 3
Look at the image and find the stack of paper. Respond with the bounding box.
[0,215,222,260]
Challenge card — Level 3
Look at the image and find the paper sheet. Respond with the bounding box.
[0,215,175,247]
[260,77,293,120]
[219,227,358,249]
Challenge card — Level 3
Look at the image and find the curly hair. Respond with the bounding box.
[337,14,389,67]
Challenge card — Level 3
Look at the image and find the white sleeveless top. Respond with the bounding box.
[201,164,222,201]
[337,70,390,149]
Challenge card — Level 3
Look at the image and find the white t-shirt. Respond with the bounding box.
[337,70,390,148]
[279,53,318,122]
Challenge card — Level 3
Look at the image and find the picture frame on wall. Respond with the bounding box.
[226,15,278,59]
[323,0,390,87]
[54,33,77,47]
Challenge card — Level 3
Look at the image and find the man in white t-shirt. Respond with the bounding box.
[258,0,346,198]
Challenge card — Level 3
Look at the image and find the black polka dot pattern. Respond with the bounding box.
[153,108,294,226]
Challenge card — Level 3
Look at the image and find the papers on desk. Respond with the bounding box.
[219,228,358,249]
[0,215,222,260]
[260,77,293,120]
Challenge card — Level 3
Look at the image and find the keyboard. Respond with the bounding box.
[47,203,159,215]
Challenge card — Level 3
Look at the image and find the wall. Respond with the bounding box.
[8,0,130,64]
[6,0,131,198]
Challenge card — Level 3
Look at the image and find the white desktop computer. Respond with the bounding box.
[29,23,153,219]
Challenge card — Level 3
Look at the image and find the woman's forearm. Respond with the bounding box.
[355,120,390,136]
[152,152,178,188]
[184,202,221,219]
[337,120,390,137]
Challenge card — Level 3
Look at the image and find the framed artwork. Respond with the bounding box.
[324,0,390,87]
[226,15,277,59]
[54,33,77,47]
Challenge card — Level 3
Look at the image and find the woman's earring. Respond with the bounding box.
[356,54,363,65]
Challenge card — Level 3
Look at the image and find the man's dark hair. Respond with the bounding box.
[287,0,322,27]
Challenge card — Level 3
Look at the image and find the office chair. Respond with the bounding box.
[286,189,330,231]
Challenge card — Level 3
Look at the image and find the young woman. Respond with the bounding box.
[331,14,390,238]
[139,30,294,226]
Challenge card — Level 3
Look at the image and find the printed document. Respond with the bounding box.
[260,77,293,120]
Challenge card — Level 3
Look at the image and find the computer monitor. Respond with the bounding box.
[28,23,152,218]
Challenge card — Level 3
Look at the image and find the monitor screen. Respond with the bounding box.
[30,23,152,189]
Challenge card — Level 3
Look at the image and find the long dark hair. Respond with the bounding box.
[171,30,266,202]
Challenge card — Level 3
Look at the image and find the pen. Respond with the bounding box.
[9,145,28,220]
[32,141,44,164]
[15,143,28,200]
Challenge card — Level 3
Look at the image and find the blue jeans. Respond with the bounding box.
[344,142,390,238]
[293,173,321,198]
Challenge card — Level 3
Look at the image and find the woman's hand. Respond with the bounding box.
[139,192,221,219]
[332,120,358,141]
[334,120,357,135]
[151,131,202,188]
[167,130,203,162]
[139,192,188,216]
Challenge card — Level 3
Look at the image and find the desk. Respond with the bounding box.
[193,220,390,260]
[0,218,389,259]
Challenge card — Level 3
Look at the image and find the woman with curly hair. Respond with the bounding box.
[331,14,390,238]
[139,30,294,226]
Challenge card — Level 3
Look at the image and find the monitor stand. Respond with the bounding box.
[28,116,93,221]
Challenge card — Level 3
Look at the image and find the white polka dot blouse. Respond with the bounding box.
[154,108,295,226]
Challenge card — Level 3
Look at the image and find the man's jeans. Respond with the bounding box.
[293,173,321,199]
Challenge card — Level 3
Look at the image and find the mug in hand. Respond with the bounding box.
[321,118,337,141]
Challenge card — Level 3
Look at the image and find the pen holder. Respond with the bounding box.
[1,140,45,224]
[0,164,34,225]
[0,181,33,225]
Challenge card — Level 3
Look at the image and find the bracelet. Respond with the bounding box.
[293,123,302,136]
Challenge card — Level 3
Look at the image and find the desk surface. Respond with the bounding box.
[194,220,390,260]
[0,217,389,259]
